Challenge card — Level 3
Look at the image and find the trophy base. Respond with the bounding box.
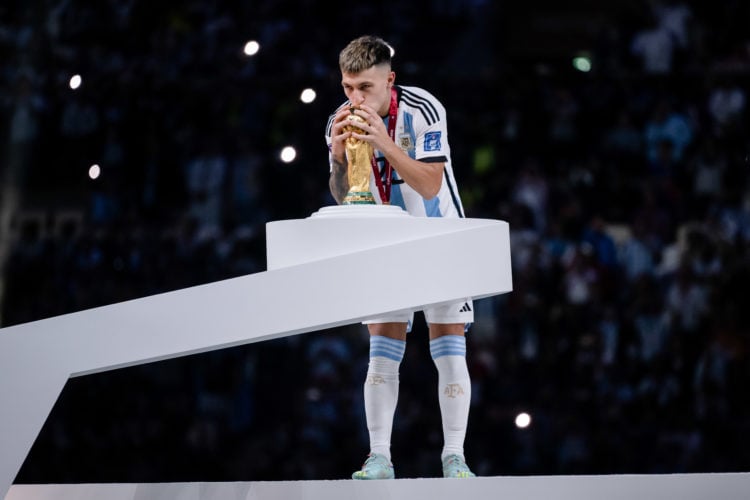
[343,191,376,205]
[309,204,407,219]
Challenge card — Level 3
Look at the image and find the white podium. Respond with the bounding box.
[0,206,512,499]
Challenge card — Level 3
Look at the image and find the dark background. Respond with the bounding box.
[2,0,750,482]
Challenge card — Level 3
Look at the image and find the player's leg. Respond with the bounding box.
[352,321,408,479]
[426,300,476,478]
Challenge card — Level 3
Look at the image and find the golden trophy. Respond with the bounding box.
[343,109,376,205]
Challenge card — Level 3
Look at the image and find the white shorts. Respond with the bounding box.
[363,299,474,333]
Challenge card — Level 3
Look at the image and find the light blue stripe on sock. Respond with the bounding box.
[370,336,406,362]
[371,348,404,361]
[430,335,466,359]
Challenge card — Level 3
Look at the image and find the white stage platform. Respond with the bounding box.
[6,206,744,500]
[7,473,750,500]
[0,206,512,498]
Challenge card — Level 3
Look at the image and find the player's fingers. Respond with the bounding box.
[336,107,353,120]
[358,103,376,115]
[333,129,351,143]
[332,120,352,137]
[352,109,372,125]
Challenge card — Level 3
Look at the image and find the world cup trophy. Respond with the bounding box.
[343,108,376,205]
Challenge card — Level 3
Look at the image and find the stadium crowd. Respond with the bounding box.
[2,0,749,481]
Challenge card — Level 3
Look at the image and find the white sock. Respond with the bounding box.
[364,336,405,461]
[430,335,471,461]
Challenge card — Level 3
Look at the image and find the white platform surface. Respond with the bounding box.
[7,473,750,500]
[0,207,512,499]
[2,206,746,498]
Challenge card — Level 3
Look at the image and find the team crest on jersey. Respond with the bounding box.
[398,134,413,152]
[424,131,442,151]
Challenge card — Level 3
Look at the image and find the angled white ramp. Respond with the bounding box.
[7,473,750,500]
[0,206,512,499]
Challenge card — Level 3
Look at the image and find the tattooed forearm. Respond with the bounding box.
[329,158,349,204]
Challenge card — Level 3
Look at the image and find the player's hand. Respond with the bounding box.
[349,104,389,150]
[330,107,355,165]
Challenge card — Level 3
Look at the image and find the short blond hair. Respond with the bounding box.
[339,35,392,74]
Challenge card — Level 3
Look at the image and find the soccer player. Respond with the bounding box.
[325,35,476,479]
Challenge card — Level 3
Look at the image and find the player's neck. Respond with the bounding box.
[378,88,394,117]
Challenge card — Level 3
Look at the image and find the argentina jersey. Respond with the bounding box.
[326,85,466,219]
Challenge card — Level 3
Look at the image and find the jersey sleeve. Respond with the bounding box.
[325,112,335,172]
[413,95,449,164]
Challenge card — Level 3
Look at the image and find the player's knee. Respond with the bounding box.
[368,322,408,340]
[428,323,465,339]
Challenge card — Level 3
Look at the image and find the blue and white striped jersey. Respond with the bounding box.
[326,85,465,218]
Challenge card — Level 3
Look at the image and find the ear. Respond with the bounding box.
[387,71,396,88]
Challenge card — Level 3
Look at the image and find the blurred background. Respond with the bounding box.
[2,0,750,482]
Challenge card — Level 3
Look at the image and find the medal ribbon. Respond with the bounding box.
[371,86,398,204]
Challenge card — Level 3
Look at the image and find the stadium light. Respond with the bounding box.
[515,412,532,429]
[69,74,82,89]
[573,56,592,73]
[88,164,101,180]
[244,40,260,56]
[280,146,297,163]
[300,88,316,104]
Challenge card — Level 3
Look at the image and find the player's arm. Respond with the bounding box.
[329,157,349,204]
[350,104,443,200]
[328,108,353,204]
[379,141,444,199]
